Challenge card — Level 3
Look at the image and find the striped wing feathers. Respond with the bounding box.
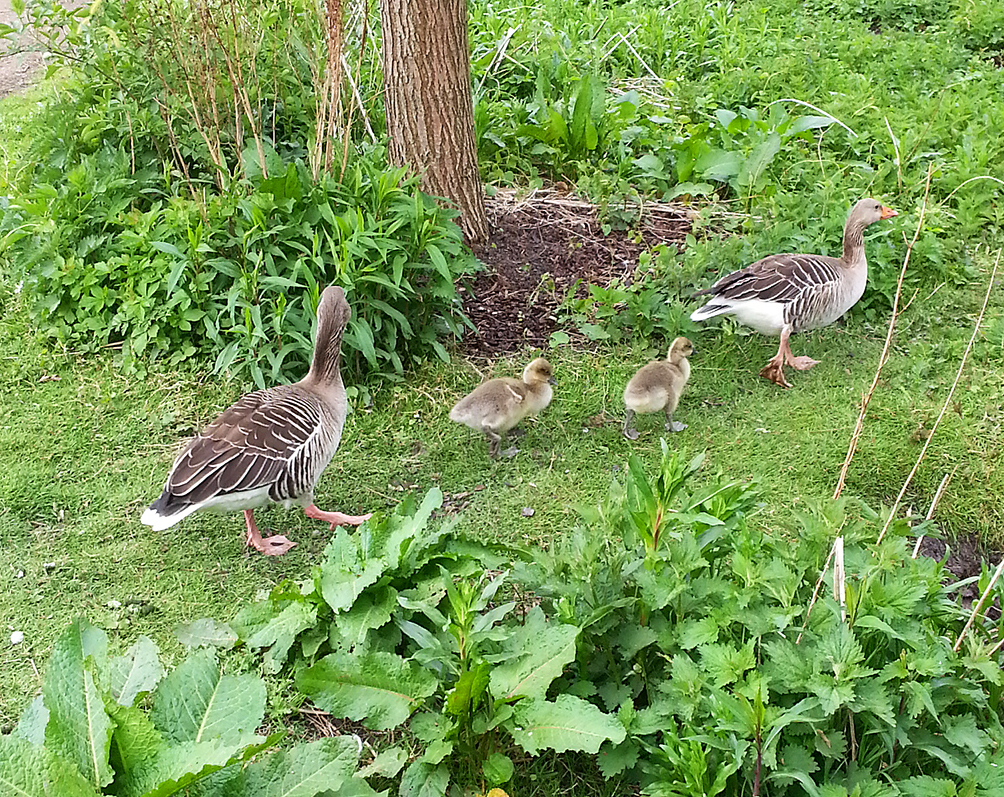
[697,254,844,304]
[166,387,322,505]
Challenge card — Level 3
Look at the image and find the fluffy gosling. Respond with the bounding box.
[450,357,556,458]
[622,337,694,440]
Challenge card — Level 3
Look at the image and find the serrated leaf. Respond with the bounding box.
[110,637,164,708]
[43,619,114,789]
[106,702,164,780]
[175,619,238,650]
[399,761,449,797]
[242,737,361,797]
[898,775,959,797]
[596,739,639,779]
[151,649,265,746]
[489,607,578,700]
[118,738,264,797]
[296,650,437,730]
[510,695,626,755]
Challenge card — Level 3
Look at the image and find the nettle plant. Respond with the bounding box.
[206,489,625,795]
[519,444,1004,795]
[0,618,375,797]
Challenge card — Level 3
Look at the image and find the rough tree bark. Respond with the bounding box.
[379,0,489,246]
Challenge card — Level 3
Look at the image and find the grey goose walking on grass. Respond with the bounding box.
[689,198,897,388]
[141,285,371,555]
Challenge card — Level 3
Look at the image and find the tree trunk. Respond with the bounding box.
[379,0,489,246]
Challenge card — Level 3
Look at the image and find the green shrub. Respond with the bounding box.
[4,148,476,385]
[0,617,376,796]
[519,443,1004,794]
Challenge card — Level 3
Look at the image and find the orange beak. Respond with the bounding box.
[880,205,898,219]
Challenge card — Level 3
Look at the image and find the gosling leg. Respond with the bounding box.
[623,409,639,440]
[664,408,687,433]
[484,429,503,458]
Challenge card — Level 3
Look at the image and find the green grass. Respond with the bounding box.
[3,252,1003,727]
[2,1,1004,793]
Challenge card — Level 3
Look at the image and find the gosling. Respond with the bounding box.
[450,357,556,458]
[622,337,694,440]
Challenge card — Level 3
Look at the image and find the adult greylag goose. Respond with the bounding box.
[623,336,694,440]
[141,285,371,555]
[689,198,897,388]
[450,357,556,458]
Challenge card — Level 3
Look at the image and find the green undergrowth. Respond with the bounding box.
[3,245,1003,730]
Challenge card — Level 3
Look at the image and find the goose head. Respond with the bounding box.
[850,198,898,228]
[667,337,695,363]
[523,357,556,386]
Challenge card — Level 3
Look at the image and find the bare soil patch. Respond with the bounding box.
[460,189,692,355]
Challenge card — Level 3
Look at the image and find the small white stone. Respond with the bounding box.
[11,631,24,645]
[16,570,24,578]
[107,600,122,609]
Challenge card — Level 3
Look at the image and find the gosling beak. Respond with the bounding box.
[880,205,898,220]
[548,376,557,386]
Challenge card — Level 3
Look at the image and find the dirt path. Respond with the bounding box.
[0,0,48,97]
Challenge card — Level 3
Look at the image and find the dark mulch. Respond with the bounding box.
[459,190,692,356]
[915,534,990,607]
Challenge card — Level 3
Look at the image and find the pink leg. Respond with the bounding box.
[781,329,820,371]
[303,503,372,530]
[760,329,792,388]
[243,509,297,556]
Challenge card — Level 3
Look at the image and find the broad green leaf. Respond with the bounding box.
[357,746,408,779]
[694,148,741,182]
[787,115,835,135]
[296,650,437,730]
[151,649,265,746]
[16,696,48,745]
[333,586,398,646]
[447,663,490,717]
[738,132,781,188]
[399,761,449,797]
[319,528,386,613]
[110,637,164,707]
[175,619,238,650]
[242,737,361,797]
[490,607,578,701]
[510,695,626,754]
[242,601,318,673]
[42,619,114,789]
[482,752,514,785]
[0,733,99,797]
[117,738,267,797]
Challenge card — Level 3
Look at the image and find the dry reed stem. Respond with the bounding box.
[833,164,934,500]
[911,468,955,558]
[954,556,1004,652]
[877,246,1001,544]
[796,535,840,645]
[833,536,846,622]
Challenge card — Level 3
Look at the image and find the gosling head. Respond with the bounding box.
[851,197,898,227]
[523,357,556,386]
[667,337,695,363]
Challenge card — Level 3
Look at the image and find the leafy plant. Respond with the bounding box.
[0,618,374,796]
[517,446,1004,794]
[209,489,626,795]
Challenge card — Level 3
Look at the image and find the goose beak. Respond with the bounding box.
[880,206,898,219]
[548,376,557,386]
